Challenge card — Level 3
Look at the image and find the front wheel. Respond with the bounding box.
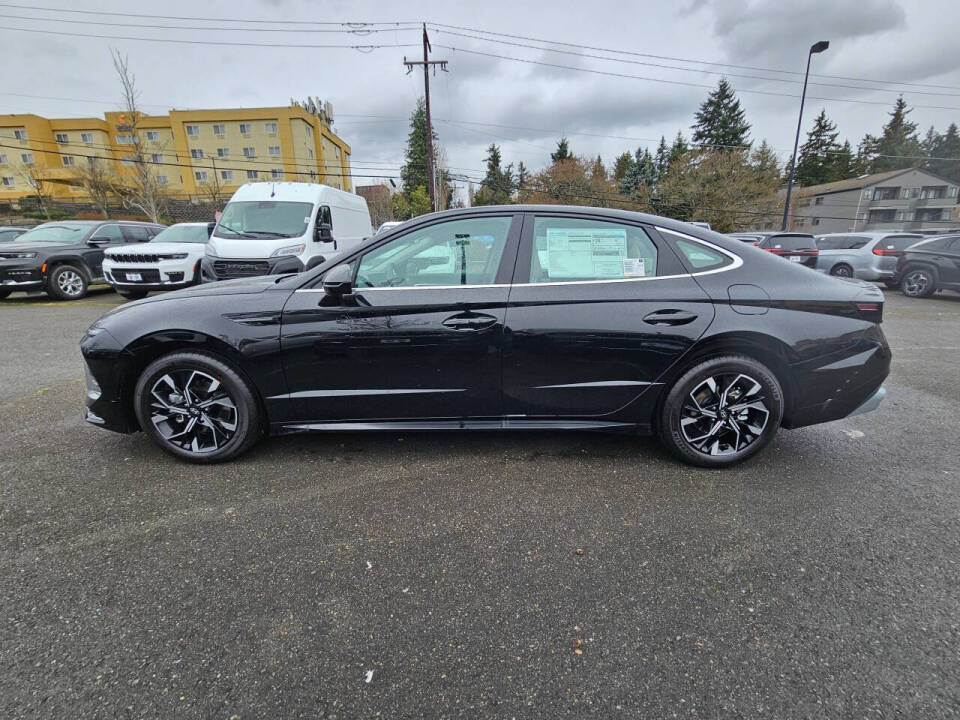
[659,355,784,468]
[901,268,936,297]
[46,264,88,300]
[134,351,262,463]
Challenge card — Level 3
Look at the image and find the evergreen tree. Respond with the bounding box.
[613,152,633,182]
[620,148,658,195]
[926,123,960,183]
[590,155,606,181]
[669,131,689,166]
[691,79,751,150]
[654,135,670,180]
[551,136,572,163]
[751,140,781,178]
[832,140,858,180]
[795,109,844,186]
[516,161,529,200]
[400,97,438,196]
[860,97,924,173]
[474,143,515,205]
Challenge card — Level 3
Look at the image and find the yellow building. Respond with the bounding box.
[0,105,353,203]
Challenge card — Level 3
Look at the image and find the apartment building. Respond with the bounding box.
[791,168,960,233]
[0,104,353,203]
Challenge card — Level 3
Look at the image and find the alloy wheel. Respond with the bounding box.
[903,270,929,296]
[148,370,238,454]
[57,270,84,296]
[832,265,852,277]
[680,373,770,456]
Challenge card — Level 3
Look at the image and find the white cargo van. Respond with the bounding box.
[202,182,372,281]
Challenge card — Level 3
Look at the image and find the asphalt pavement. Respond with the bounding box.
[1,287,958,719]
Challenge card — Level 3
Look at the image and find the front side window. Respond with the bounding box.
[528,217,657,283]
[214,201,314,240]
[91,224,125,243]
[356,216,512,288]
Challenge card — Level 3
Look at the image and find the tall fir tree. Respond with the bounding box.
[859,97,924,173]
[795,109,844,186]
[473,143,515,205]
[691,79,751,150]
[654,136,670,180]
[400,97,438,195]
[613,151,633,182]
[668,131,689,166]
[515,161,529,199]
[550,136,572,163]
[620,148,658,195]
[925,123,960,183]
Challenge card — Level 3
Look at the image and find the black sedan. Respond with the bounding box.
[894,234,960,297]
[81,206,890,468]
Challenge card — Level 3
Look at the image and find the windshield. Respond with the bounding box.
[151,224,209,244]
[14,224,90,244]
[213,201,313,240]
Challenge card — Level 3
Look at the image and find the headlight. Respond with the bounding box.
[204,245,219,258]
[2,251,37,259]
[271,244,306,258]
[166,253,189,260]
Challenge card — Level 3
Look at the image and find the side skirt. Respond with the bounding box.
[273,419,645,435]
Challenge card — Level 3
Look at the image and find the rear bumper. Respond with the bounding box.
[845,386,886,418]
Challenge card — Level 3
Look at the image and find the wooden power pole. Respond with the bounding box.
[403,24,447,212]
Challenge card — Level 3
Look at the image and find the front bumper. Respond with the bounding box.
[0,260,44,290]
[81,328,139,434]
[104,259,199,290]
[201,255,304,282]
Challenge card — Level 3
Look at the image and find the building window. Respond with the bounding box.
[903,210,915,221]
[239,123,252,136]
[13,129,27,141]
[2,177,14,186]
[872,186,900,201]
[246,170,259,179]
[62,155,75,167]
[916,208,944,222]
[814,196,823,205]
[216,148,229,158]
[950,186,959,197]
[868,209,896,223]
[270,168,283,179]
[0,154,6,164]
[81,132,94,143]
[150,153,163,164]
[185,124,200,137]
[116,134,134,145]
[156,175,169,185]
[194,170,208,181]
[811,217,820,226]
[242,147,256,158]
[220,170,234,180]
[265,122,278,134]
[213,123,226,136]
[191,148,204,159]
[20,153,34,164]
[268,146,281,156]
[920,186,947,199]
[55,132,69,144]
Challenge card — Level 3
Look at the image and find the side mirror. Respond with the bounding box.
[322,263,353,297]
[88,237,110,246]
[315,222,333,243]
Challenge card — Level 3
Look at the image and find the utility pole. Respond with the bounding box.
[403,24,447,213]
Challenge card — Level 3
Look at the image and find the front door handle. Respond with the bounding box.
[442,311,498,330]
[643,309,699,326]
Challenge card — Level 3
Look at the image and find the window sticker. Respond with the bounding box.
[622,257,646,277]
[546,227,627,278]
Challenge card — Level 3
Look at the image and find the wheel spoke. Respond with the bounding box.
[148,369,238,454]
[680,371,771,458]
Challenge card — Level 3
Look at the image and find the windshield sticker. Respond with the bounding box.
[545,227,627,278]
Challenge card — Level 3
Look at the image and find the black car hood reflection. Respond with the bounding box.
[124,274,281,306]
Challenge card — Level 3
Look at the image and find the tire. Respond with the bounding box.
[658,355,784,468]
[829,264,853,278]
[901,267,936,298]
[133,351,262,463]
[0,289,11,300]
[118,290,148,300]
[46,264,89,300]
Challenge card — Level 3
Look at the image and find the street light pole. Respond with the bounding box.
[782,40,829,231]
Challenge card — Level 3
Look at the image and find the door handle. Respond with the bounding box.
[642,309,698,326]
[442,312,498,330]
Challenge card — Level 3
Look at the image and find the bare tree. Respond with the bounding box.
[110,50,167,222]
[75,157,116,218]
[197,169,224,209]
[14,162,51,219]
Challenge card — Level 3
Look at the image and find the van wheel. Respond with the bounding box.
[46,264,88,300]
[134,351,262,463]
[659,355,784,468]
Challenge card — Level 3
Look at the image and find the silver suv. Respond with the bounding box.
[815,232,924,287]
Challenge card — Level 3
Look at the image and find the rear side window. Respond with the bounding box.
[529,217,657,282]
[884,235,924,251]
[817,235,869,250]
[674,238,732,271]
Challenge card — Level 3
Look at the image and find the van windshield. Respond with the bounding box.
[213,201,313,240]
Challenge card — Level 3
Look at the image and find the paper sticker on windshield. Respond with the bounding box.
[545,227,627,278]
[303,217,311,223]
[623,258,646,277]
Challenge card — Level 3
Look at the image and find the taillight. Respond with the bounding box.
[856,302,883,323]
[872,248,902,256]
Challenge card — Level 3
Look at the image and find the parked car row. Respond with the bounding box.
[726,230,960,299]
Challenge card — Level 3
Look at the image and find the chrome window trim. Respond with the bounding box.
[293,226,742,293]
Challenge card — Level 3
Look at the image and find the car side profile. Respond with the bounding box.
[894,234,960,297]
[815,232,923,286]
[81,206,889,468]
[0,220,165,300]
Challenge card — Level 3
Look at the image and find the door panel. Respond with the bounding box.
[502,214,714,419]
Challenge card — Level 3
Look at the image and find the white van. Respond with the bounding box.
[201,182,372,281]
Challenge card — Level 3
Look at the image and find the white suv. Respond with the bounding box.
[103,222,213,299]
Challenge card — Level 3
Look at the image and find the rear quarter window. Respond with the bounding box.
[673,238,733,271]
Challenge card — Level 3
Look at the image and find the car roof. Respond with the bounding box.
[33,220,164,228]
[816,231,923,238]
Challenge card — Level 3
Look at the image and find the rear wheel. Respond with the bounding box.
[830,264,853,278]
[901,268,936,297]
[659,355,784,468]
[46,264,88,300]
[134,351,262,463]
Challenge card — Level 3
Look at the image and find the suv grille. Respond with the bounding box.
[109,253,185,263]
[112,267,161,283]
[213,260,270,278]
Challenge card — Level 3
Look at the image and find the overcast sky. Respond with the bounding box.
[5,0,960,194]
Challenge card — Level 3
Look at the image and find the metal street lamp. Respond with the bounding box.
[782,40,829,231]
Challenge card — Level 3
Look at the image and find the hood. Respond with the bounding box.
[0,241,70,254]
[105,242,205,256]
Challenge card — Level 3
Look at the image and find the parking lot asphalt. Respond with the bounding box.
[1,287,958,719]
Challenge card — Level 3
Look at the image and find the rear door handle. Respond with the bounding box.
[442,312,498,330]
[643,309,698,326]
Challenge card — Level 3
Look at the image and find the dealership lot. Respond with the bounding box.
[1,288,958,717]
